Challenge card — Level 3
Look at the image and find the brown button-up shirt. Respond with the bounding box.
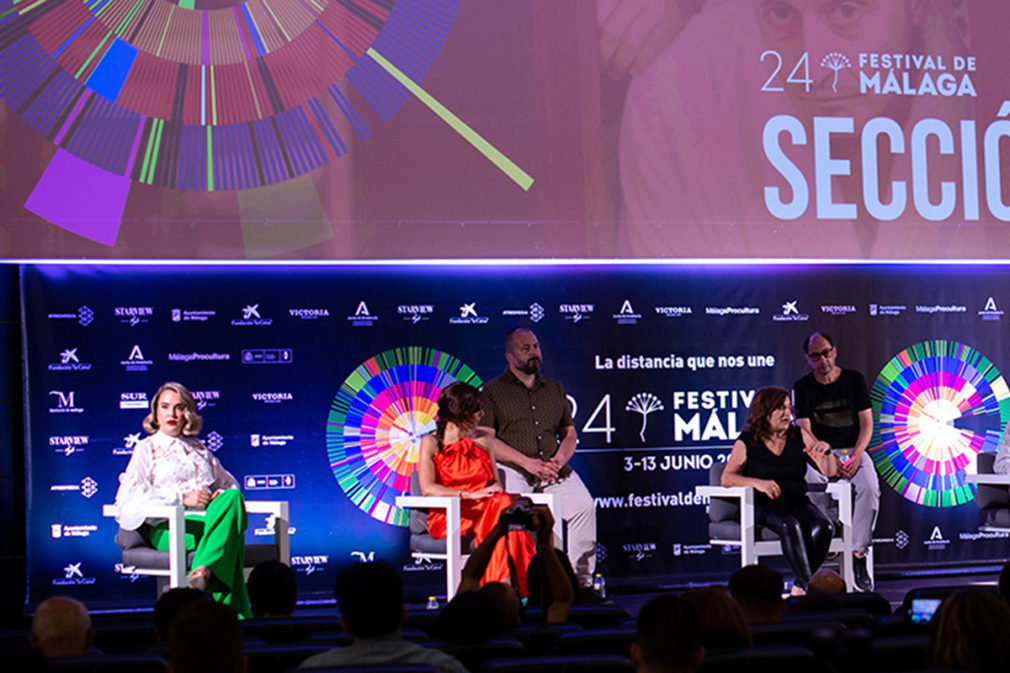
[482,368,574,485]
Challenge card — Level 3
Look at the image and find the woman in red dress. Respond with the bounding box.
[418,382,536,594]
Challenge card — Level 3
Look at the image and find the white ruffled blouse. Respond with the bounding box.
[113,430,239,530]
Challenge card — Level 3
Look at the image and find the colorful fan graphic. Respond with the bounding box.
[2,0,459,244]
[325,346,482,525]
[869,340,1010,507]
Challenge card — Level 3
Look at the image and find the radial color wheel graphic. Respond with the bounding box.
[869,340,1010,508]
[1,0,461,245]
[325,346,482,525]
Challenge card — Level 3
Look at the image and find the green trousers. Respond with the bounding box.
[148,489,251,618]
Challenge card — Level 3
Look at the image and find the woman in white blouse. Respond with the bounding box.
[114,382,250,617]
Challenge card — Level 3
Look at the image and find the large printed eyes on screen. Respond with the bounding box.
[869,340,1010,508]
[325,346,482,525]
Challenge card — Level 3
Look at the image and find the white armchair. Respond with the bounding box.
[395,472,561,598]
[966,452,1010,532]
[696,462,869,591]
[102,500,290,590]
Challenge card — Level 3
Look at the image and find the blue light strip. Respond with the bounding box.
[8,258,1010,267]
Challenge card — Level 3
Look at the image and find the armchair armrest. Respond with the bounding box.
[695,485,757,535]
[102,503,189,586]
[395,494,463,596]
[966,473,1010,485]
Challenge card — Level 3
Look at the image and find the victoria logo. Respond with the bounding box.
[289,308,330,320]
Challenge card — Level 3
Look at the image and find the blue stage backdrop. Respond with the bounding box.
[21,263,1010,610]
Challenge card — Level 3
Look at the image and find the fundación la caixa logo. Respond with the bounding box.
[232,303,273,326]
[49,347,92,372]
[450,302,489,325]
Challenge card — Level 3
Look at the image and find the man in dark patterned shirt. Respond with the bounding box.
[478,328,597,590]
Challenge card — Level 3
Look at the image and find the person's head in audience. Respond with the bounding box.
[928,587,1010,673]
[30,595,94,658]
[336,560,405,638]
[808,568,845,594]
[169,598,244,673]
[434,590,504,639]
[786,588,842,614]
[632,594,704,673]
[155,587,205,641]
[728,565,786,623]
[787,568,846,613]
[247,560,298,618]
[999,559,1010,606]
[527,548,581,610]
[681,586,752,648]
[479,581,522,631]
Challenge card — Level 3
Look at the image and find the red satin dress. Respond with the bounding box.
[426,437,535,594]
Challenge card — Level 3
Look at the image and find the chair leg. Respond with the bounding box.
[445,497,461,598]
[168,505,188,588]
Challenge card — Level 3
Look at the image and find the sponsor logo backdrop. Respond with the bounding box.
[22,263,1010,609]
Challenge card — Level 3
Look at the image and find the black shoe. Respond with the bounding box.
[853,555,873,592]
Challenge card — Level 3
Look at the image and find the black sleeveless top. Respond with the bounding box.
[739,427,810,508]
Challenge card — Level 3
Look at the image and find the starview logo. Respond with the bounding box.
[114,306,154,326]
[50,435,89,456]
[559,303,594,323]
[398,305,433,323]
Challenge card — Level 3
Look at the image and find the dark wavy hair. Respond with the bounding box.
[928,588,1010,673]
[435,382,484,444]
[743,386,795,440]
